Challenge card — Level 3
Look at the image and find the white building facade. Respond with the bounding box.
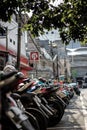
[0,15,32,76]
[67,47,87,78]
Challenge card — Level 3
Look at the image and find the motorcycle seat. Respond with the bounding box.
[21,92,36,102]
[0,70,18,81]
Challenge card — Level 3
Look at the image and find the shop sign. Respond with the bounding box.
[30,51,39,61]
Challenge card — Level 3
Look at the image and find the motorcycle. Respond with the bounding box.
[17,78,65,127]
[0,71,39,130]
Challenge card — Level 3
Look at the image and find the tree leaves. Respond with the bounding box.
[0,0,87,44]
[56,0,87,44]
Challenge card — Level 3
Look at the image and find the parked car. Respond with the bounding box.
[68,82,80,96]
[82,75,87,88]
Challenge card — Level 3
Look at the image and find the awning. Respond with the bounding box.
[20,62,33,71]
[0,44,16,56]
[0,45,33,71]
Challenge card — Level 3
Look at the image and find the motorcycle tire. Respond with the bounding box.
[2,112,37,130]
[26,107,48,130]
[25,111,40,130]
[62,97,69,105]
[52,94,67,109]
[47,100,64,127]
[21,119,36,130]
[1,116,18,130]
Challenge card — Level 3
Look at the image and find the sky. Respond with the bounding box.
[50,0,63,6]
[28,0,64,41]
[28,0,63,17]
[39,29,61,41]
[39,0,63,41]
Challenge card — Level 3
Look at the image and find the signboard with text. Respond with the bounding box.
[30,51,39,61]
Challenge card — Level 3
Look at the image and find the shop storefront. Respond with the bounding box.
[0,45,33,76]
[0,50,8,70]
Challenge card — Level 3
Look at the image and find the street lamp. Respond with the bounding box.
[49,41,55,78]
[64,43,68,82]
[50,40,60,81]
[56,54,59,80]
[48,41,60,80]
[48,41,55,78]
[52,41,59,80]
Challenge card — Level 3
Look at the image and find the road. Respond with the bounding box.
[47,88,87,130]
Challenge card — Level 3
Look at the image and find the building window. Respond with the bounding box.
[51,31,54,34]
[46,32,48,34]
[43,61,46,67]
[13,41,15,45]
[0,27,6,36]
[10,38,12,43]
[0,57,5,70]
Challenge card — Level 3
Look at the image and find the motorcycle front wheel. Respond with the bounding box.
[47,100,64,127]
[21,119,36,130]
[26,107,48,130]
[24,111,40,130]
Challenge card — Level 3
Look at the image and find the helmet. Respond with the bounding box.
[38,77,46,83]
[3,64,17,73]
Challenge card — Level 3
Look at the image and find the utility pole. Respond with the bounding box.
[56,42,59,81]
[64,43,67,82]
[6,27,8,52]
[56,55,59,80]
[16,9,21,71]
[50,41,55,78]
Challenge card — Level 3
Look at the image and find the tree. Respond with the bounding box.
[22,0,87,45]
[0,0,87,44]
[0,0,53,70]
[0,0,53,21]
[0,0,56,41]
[53,0,87,44]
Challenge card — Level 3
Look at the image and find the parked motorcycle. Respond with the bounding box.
[15,77,65,127]
[0,71,39,130]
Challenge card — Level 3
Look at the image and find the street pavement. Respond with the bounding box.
[47,88,87,130]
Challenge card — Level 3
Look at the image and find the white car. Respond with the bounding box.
[68,83,78,88]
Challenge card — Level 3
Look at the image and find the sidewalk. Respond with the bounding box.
[48,91,87,130]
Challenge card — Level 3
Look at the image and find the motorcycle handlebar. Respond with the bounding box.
[0,72,25,92]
